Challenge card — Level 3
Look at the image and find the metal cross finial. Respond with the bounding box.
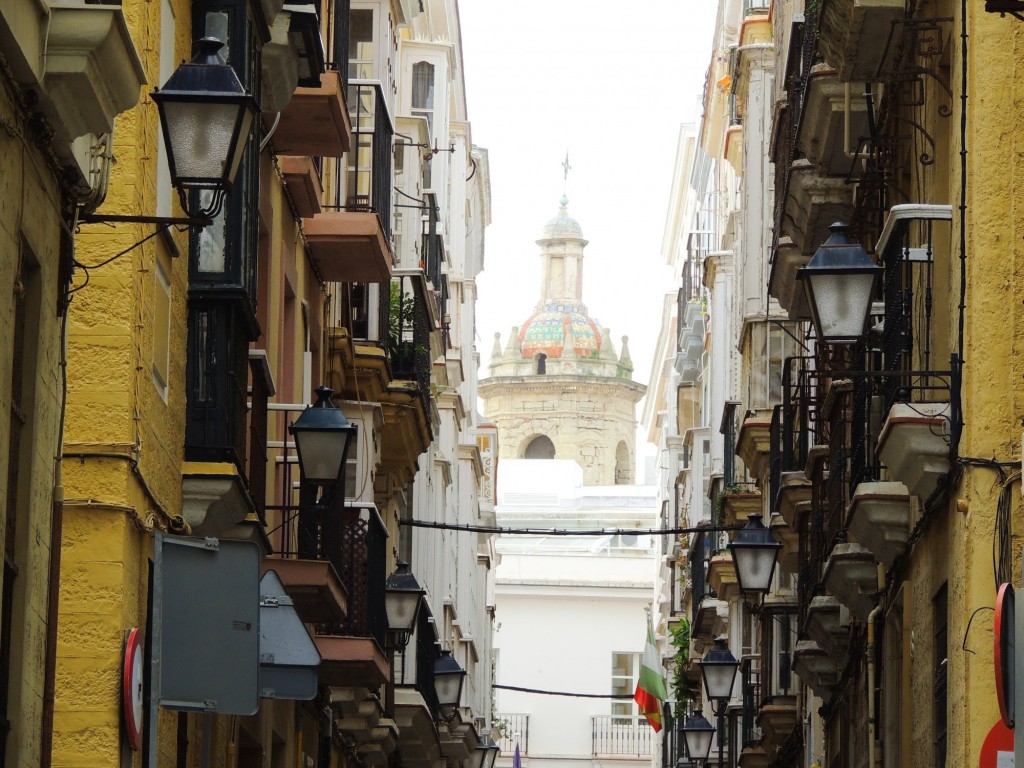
[561,151,571,191]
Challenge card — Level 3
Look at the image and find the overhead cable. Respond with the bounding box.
[398,519,742,536]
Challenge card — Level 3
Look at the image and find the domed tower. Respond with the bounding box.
[479,197,646,485]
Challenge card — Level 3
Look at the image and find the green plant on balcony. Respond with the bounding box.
[670,620,698,703]
[387,289,427,377]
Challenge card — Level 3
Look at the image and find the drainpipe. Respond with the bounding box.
[40,230,73,768]
[866,563,885,768]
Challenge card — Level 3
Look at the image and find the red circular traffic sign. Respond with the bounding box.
[979,719,1013,768]
[122,627,144,751]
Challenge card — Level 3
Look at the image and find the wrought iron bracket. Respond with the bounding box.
[986,0,1024,19]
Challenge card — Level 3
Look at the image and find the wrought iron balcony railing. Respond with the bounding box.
[591,716,652,757]
[495,713,529,755]
[266,405,389,650]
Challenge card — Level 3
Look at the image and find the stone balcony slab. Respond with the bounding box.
[847,481,912,566]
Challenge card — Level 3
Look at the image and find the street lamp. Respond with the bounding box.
[681,711,715,767]
[385,562,425,651]
[152,37,259,220]
[728,514,781,598]
[433,648,466,721]
[797,222,882,345]
[81,37,259,227]
[699,638,739,710]
[288,386,357,490]
[699,638,738,768]
[473,739,500,768]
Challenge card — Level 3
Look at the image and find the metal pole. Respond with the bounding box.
[717,708,724,768]
[1015,554,1024,768]
[147,533,163,768]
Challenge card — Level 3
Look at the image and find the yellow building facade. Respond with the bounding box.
[655,2,1024,768]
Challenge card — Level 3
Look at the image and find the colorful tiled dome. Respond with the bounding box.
[519,301,602,358]
[541,195,584,240]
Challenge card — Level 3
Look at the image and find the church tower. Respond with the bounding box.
[479,197,646,485]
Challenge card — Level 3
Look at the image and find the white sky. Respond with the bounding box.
[460,1,717,455]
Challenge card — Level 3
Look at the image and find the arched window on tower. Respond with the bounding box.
[536,353,546,375]
[615,441,632,484]
[523,435,555,460]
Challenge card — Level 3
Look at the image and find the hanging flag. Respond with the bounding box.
[512,743,522,768]
[634,613,668,732]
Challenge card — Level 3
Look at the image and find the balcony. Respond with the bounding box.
[591,716,652,758]
[692,596,729,644]
[41,4,147,145]
[847,481,912,567]
[271,70,352,157]
[722,487,763,527]
[822,541,878,620]
[181,461,257,537]
[818,0,904,82]
[876,402,951,502]
[736,408,774,480]
[768,237,811,322]
[781,160,853,254]
[797,64,870,176]
[261,5,324,112]
[304,211,394,282]
[776,472,812,530]
[332,690,398,766]
[769,514,800,575]
[279,156,323,218]
[803,595,851,668]
[792,639,838,699]
[756,696,797,755]
[283,501,390,689]
[707,553,740,603]
[262,558,347,624]
[495,714,529,755]
[395,610,446,768]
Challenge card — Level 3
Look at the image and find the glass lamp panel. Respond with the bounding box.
[702,663,737,701]
[683,722,714,761]
[162,100,242,182]
[434,672,463,706]
[385,590,420,632]
[806,271,876,342]
[294,430,345,483]
[734,545,777,593]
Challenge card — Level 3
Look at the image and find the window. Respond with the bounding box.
[156,0,176,217]
[2,244,40,753]
[933,584,947,768]
[523,435,555,460]
[152,255,172,400]
[615,441,631,484]
[411,61,435,187]
[348,8,374,80]
[610,652,639,718]
[536,353,546,374]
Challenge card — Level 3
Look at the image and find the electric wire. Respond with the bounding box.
[399,519,743,536]
[493,684,633,699]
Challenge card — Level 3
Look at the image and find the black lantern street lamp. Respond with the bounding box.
[699,638,738,768]
[433,648,466,721]
[288,386,357,489]
[151,37,259,220]
[80,36,259,228]
[385,562,425,651]
[681,711,715,767]
[728,514,782,597]
[797,222,883,345]
[473,739,500,768]
[699,638,739,709]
